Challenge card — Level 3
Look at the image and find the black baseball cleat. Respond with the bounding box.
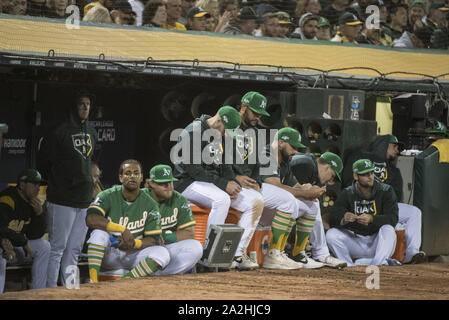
[409,251,426,264]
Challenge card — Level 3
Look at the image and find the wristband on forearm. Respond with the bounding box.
[134,239,143,249]
[106,221,126,233]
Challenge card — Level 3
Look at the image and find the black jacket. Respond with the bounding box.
[342,134,403,202]
[0,187,46,247]
[329,180,399,236]
[173,115,237,193]
[37,102,97,208]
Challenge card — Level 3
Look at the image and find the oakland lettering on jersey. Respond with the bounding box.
[161,208,178,226]
[354,200,377,215]
[119,211,148,231]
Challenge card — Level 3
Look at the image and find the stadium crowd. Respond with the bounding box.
[0,0,448,49]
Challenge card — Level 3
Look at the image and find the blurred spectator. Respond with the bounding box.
[294,0,322,19]
[186,6,210,30]
[316,16,332,40]
[26,0,58,17]
[321,0,350,26]
[293,12,319,39]
[393,25,432,48]
[424,1,449,29]
[388,3,408,39]
[84,0,114,16]
[254,12,280,37]
[357,23,390,45]
[406,0,426,31]
[129,0,146,26]
[219,0,238,20]
[179,0,195,26]
[142,0,166,27]
[277,11,295,37]
[378,0,388,24]
[82,4,113,22]
[222,5,258,35]
[163,0,187,30]
[111,0,137,25]
[331,11,362,43]
[424,2,449,49]
[196,0,220,30]
[256,3,277,17]
[7,0,27,15]
[269,0,297,18]
[46,0,69,18]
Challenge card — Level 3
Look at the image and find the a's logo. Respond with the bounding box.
[72,133,92,159]
[222,115,229,124]
[260,100,266,109]
[331,160,337,168]
[365,160,372,168]
[281,135,289,140]
[162,168,170,176]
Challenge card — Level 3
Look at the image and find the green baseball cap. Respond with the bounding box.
[218,106,241,130]
[276,127,306,149]
[410,0,426,10]
[320,152,343,181]
[428,121,447,132]
[241,91,270,116]
[149,164,178,183]
[317,16,330,28]
[338,12,363,26]
[352,159,375,175]
[389,135,399,144]
[17,168,45,184]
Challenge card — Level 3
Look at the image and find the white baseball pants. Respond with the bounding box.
[0,238,50,293]
[309,205,331,260]
[397,203,422,263]
[46,201,88,287]
[326,225,397,266]
[258,183,319,227]
[182,181,264,255]
[88,229,170,272]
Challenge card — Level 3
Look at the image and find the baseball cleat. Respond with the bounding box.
[262,249,302,270]
[316,255,347,269]
[231,254,259,270]
[291,252,325,269]
[409,251,426,264]
[386,258,403,266]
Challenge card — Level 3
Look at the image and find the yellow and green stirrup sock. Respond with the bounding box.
[270,210,296,251]
[87,243,105,283]
[292,214,316,257]
[122,257,159,279]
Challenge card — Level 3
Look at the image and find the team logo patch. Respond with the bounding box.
[373,162,387,182]
[260,100,266,109]
[354,200,377,215]
[72,133,93,159]
[222,115,229,124]
[162,168,170,176]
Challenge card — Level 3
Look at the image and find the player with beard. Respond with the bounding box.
[143,164,203,275]
[326,159,400,266]
[85,159,169,282]
[258,127,325,269]
[342,134,425,264]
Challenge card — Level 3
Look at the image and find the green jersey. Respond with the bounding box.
[143,189,196,232]
[87,185,162,239]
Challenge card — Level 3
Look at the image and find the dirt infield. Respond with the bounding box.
[1,262,449,300]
